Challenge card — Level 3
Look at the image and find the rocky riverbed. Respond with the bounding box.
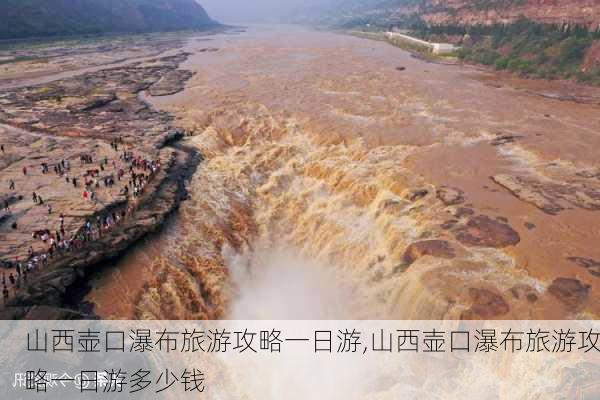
[0,38,213,319]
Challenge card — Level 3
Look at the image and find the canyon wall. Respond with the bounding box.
[420,0,600,29]
[320,0,600,29]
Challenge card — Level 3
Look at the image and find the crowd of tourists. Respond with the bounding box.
[0,137,162,304]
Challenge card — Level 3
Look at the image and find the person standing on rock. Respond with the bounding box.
[22,166,27,176]
[3,200,9,212]
[32,192,38,204]
[8,179,15,190]
[47,204,52,215]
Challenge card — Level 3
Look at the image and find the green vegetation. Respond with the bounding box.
[0,0,217,40]
[415,18,600,84]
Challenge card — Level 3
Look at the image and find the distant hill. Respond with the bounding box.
[0,0,218,40]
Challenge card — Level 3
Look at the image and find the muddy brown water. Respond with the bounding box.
[81,25,600,320]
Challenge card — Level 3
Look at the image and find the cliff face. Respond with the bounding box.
[322,0,600,29]
[420,0,600,29]
[0,0,217,40]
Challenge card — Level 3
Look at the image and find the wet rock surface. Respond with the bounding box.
[406,188,429,202]
[402,239,455,266]
[492,173,600,215]
[490,134,521,146]
[455,215,520,248]
[492,174,564,215]
[436,186,465,206]
[509,284,539,303]
[440,219,458,230]
[453,207,474,218]
[461,287,510,319]
[567,257,600,278]
[148,69,196,97]
[548,277,591,310]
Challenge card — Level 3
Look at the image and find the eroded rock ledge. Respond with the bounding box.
[1,145,202,319]
[0,51,202,319]
[0,52,195,150]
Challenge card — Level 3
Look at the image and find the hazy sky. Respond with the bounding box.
[199,0,335,23]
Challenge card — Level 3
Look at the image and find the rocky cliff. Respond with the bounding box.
[0,0,217,40]
[317,0,600,30]
[419,0,600,29]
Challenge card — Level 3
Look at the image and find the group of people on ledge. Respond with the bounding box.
[0,137,162,304]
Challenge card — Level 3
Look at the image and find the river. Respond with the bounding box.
[84,24,600,320]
